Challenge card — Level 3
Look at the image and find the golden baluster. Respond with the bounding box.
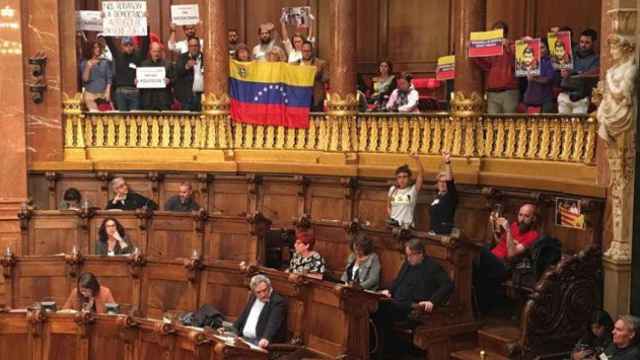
[306,118,317,150]
[493,118,505,158]
[117,116,127,147]
[170,116,180,147]
[160,116,170,147]
[139,117,149,147]
[265,125,275,149]
[504,117,516,158]
[420,116,431,154]
[234,123,244,148]
[295,128,306,150]
[95,118,105,147]
[451,117,462,156]
[327,118,338,151]
[106,117,116,146]
[431,118,442,154]
[483,119,494,157]
[560,118,573,161]
[64,115,75,147]
[358,116,368,152]
[527,119,539,159]
[379,118,389,153]
[537,118,550,160]
[463,118,475,157]
[276,126,286,149]
[205,118,216,148]
[350,115,358,151]
[255,125,265,149]
[549,118,562,160]
[368,116,379,152]
[127,116,137,147]
[514,118,527,158]
[184,117,193,148]
[571,118,585,162]
[217,117,229,148]
[151,117,160,147]
[410,117,420,154]
[286,128,296,149]
[441,116,453,154]
[193,116,202,148]
[341,117,353,152]
[245,123,255,149]
[398,117,410,153]
[389,118,400,153]
[583,117,597,164]
[317,117,328,151]
[84,116,93,147]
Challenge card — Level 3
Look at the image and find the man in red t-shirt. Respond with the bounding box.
[474,203,540,314]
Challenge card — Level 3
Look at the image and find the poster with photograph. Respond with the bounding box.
[555,197,585,230]
[102,1,147,37]
[548,31,573,70]
[436,55,455,81]
[515,38,541,77]
[468,29,504,58]
[281,6,311,28]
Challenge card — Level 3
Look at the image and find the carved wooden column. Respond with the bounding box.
[326,0,358,156]
[0,0,28,255]
[595,6,638,318]
[201,0,233,161]
[452,0,486,100]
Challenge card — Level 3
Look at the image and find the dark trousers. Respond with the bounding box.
[114,87,140,111]
[474,246,508,314]
[372,300,412,358]
[181,92,202,111]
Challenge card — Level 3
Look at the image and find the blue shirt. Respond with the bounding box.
[80,59,112,93]
[573,51,599,74]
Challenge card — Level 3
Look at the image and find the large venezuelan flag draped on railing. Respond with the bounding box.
[229,60,317,128]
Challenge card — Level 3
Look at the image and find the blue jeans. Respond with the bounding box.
[114,88,140,111]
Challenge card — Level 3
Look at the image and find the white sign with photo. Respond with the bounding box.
[136,67,166,89]
[171,4,199,26]
[102,1,147,37]
[281,6,311,28]
[76,11,103,32]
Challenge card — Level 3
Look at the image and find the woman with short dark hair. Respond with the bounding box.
[340,235,381,290]
[96,218,133,256]
[60,188,82,210]
[63,272,115,313]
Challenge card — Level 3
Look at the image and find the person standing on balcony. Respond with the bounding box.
[429,151,457,235]
[139,42,175,111]
[386,72,419,113]
[174,37,204,111]
[472,21,519,114]
[168,23,203,55]
[295,41,328,112]
[557,29,600,114]
[228,29,240,57]
[80,40,112,111]
[523,38,556,113]
[369,60,396,111]
[280,11,315,64]
[104,31,150,111]
[253,23,280,62]
[387,152,424,228]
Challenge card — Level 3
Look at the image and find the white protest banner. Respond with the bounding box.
[171,4,199,26]
[76,11,103,32]
[136,67,166,89]
[281,6,311,28]
[102,1,147,37]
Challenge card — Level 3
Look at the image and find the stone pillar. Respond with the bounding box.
[0,1,28,254]
[595,6,638,319]
[200,0,232,160]
[453,0,486,98]
[326,0,358,155]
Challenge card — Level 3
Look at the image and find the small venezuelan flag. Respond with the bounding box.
[229,60,317,128]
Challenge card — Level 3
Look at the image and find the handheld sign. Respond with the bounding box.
[102,1,147,37]
[136,67,166,89]
[468,29,504,58]
[548,31,573,70]
[281,6,311,28]
[76,11,103,32]
[436,55,456,81]
[171,4,199,26]
[515,38,541,77]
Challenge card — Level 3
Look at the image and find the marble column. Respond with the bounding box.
[452,0,486,98]
[200,0,232,158]
[0,0,28,255]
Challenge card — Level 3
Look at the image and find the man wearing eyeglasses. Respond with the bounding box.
[373,238,454,357]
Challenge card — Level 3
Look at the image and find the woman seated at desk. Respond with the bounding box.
[96,217,133,256]
[286,230,326,280]
[340,235,381,290]
[63,272,115,313]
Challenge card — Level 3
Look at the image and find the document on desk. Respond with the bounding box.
[237,337,268,353]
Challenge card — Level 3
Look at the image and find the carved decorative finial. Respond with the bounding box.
[450,91,485,117]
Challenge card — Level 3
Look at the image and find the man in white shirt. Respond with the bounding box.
[233,274,287,348]
[253,23,278,61]
[168,23,204,54]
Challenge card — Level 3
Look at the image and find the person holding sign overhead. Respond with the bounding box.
[280,7,315,64]
[138,42,174,111]
[104,31,150,111]
[472,21,519,114]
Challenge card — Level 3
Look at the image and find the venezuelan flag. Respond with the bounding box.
[229,60,317,128]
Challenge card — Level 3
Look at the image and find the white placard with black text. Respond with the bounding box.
[136,67,166,89]
[171,4,199,26]
[101,1,147,37]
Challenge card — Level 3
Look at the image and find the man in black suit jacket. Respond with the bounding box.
[174,37,203,111]
[105,177,158,211]
[233,274,287,348]
[374,238,454,357]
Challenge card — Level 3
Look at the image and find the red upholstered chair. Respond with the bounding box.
[412,77,442,111]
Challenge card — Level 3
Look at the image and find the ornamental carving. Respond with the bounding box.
[450,91,485,117]
[202,93,230,115]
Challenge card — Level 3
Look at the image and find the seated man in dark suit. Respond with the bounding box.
[105,177,158,211]
[374,238,454,357]
[233,274,287,349]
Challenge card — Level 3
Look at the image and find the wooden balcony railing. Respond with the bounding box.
[63,110,597,165]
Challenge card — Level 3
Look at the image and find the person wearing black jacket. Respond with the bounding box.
[603,316,640,360]
[233,274,287,348]
[174,37,204,111]
[139,42,175,111]
[105,177,158,211]
[430,151,457,235]
[104,31,150,111]
[374,238,454,357]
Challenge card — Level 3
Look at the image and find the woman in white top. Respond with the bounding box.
[387,152,424,227]
[280,13,315,63]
